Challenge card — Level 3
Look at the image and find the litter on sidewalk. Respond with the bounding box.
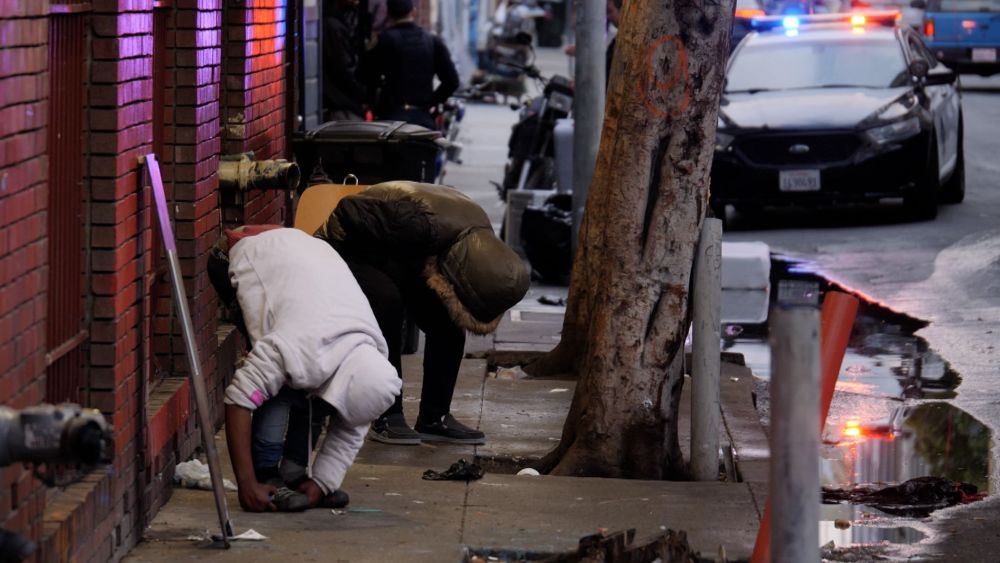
[173,459,238,492]
[423,459,485,481]
[185,528,267,542]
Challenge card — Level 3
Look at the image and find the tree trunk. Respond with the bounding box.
[536,0,735,479]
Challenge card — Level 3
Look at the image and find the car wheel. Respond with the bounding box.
[940,121,965,205]
[904,136,939,221]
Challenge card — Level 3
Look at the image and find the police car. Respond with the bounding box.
[711,12,964,220]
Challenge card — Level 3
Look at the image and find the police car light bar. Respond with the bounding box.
[751,10,901,31]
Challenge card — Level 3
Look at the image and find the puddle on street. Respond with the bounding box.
[820,503,926,546]
[732,258,991,550]
[724,258,961,401]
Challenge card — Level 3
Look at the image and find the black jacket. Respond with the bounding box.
[363,22,460,118]
[323,7,366,117]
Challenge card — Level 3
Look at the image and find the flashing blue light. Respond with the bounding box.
[783,16,801,28]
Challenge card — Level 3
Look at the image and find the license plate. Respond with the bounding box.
[972,48,997,63]
[779,169,821,192]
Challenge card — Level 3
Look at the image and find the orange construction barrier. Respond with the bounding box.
[750,291,859,563]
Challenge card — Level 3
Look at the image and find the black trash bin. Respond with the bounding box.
[294,120,444,187]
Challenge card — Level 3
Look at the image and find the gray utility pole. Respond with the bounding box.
[571,0,605,251]
[691,218,723,481]
[770,305,821,563]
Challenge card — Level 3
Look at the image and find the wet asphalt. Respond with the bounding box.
[724,74,1000,560]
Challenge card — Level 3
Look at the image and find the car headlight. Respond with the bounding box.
[865,117,920,145]
[715,131,735,152]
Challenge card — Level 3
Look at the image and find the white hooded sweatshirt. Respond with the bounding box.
[223,228,400,494]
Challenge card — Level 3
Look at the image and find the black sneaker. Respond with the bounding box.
[264,478,311,512]
[367,413,422,445]
[320,489,350,509]
[415,414,486,445]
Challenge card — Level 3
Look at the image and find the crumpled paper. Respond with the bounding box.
[187,529,268,542]
[174,459,238,492]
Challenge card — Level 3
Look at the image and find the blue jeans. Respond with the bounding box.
[251,386,328,472]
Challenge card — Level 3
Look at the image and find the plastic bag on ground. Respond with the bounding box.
[174,459,238,492]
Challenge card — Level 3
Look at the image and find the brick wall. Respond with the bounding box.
[81,0,156,559]
[1,0,290,560]
[0,0,50,549]
[221,0,289,230]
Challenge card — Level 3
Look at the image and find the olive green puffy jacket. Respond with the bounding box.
[315,181,530,334]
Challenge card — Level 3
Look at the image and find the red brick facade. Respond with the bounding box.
[0,0,51,552]
[0,0,290,560]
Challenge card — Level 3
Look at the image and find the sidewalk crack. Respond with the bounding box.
[460,359,489,546]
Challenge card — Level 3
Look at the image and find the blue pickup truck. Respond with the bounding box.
[915,0,1000,75]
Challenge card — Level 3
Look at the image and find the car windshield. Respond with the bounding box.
[726,38,909,92]
[936,0,1000,11]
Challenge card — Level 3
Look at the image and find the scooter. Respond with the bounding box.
[474,1,548,100]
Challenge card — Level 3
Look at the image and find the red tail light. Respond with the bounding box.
[924,18,935,38]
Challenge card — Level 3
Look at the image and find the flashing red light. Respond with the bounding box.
[850,14,867,26]
[924,18,935,38]
[962,19,977,29]
[736,8,766,18]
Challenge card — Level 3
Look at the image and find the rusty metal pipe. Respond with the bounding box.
[218,153,301,192]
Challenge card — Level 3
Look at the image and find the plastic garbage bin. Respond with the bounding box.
[293,120,444,187]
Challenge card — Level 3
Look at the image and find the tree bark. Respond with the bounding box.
[536,0,735,479]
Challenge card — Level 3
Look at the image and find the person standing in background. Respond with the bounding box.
[363,0,460,129]
[323,0,367,121]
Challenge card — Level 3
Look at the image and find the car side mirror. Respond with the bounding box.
[909,59,930,80]
[910,0,927,8]
[925,67,958,86]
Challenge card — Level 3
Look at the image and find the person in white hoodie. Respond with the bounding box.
[222,226,401,512]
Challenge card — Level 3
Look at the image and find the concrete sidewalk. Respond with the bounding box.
[125,286,768,563]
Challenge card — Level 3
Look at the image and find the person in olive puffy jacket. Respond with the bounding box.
[315,181,530,445]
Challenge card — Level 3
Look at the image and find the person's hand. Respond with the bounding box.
[296,478,325,508]
[564,44,576,56]
[238,480,277,512]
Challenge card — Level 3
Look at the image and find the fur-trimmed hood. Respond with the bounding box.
[317,181,529,334]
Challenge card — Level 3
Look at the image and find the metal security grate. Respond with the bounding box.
[45,11,88,403]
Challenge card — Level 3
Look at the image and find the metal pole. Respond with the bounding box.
[769,305,820,563]
[691,218,723,481]
[570,0,605,251]
[144,155,234,547]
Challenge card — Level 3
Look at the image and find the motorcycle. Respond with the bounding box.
[434,97,465,165]
[497,63,574,201]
